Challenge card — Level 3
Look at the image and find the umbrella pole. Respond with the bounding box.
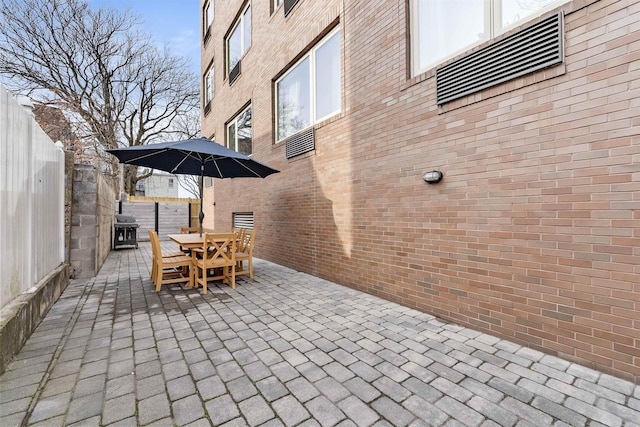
[199,164,204,237]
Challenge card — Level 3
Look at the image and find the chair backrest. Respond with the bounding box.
[244,229,256,254]
[202,233,236,266]
[148,230,160,255]
[234,228,247,252]
[180,226,200,234]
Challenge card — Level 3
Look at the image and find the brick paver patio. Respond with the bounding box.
[1,242,639,426]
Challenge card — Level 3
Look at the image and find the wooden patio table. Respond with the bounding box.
[168,232,227,250]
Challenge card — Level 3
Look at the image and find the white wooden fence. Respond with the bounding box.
[0,85,65,309]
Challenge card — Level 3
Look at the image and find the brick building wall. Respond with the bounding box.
[202,0,640,382]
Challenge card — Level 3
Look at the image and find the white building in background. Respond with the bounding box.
[136,170,179,198]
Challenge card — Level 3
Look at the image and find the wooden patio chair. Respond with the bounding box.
[179,226,201,252]
[191,232,236,294]
[235,229,255,279]
[148,229,185,284]
[148,230,193,292]
[180,226,200,234]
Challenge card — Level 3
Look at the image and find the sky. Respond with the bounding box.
[88,0,201,74]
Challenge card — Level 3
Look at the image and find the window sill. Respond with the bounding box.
[274,110,345,146]
[314,110,345,131]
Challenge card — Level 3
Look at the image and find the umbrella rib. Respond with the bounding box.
[229,157,262,177]
[121,148,206,175]
[122,149,170,163]
[171,150,195,173]
[212,157,223,177]
[203,155,263,177]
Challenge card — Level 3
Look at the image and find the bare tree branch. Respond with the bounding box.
[0,0,200,195]
[177,175,201,199]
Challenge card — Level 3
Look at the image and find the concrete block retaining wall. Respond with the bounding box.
[70,165,115,278]
[0,264,69,374]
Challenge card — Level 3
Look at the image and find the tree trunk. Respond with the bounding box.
[124,165,138,196]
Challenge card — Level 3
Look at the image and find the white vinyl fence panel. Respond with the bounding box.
[0,85,65,309]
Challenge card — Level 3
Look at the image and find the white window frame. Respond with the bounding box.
[203,1,214,38]
[275,27,341,143]
[204,64,214,107]
[227,105,252,156]
[273,0,283,11]
[410,0,570,76]
[226,3,251,77]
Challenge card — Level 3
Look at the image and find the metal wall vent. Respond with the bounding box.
[284,0,300,17]
[233,212,254,230]
[229,60,241,85]
[285,127,315,159]
[436,12,563,105]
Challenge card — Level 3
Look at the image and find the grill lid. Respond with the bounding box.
[115,214,136,223]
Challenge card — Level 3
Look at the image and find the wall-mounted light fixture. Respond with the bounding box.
[422,170,443,184]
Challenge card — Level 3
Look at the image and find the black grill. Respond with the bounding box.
[114,214,139,250]
[229,60,241,85]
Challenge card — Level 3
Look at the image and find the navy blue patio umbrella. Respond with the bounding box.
[107,137,279,235]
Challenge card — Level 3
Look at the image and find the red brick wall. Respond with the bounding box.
[203,0,640,383]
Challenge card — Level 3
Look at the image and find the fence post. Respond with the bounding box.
[154,202,159,233]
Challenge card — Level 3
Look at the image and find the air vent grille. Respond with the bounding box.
[284,0,300,17]
[229,60,241,85]
[233,212,254,230]
[436,12,563,105]
[285,127,315,159]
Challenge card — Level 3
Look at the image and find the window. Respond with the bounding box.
[204,64,214,112]
[226,4,251,77]
[275,28,341,142]
[168,178,174,188]
[203,1,214,41]
[411,0,568,75]
[227,106,252,155]
[273,0,283,11]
